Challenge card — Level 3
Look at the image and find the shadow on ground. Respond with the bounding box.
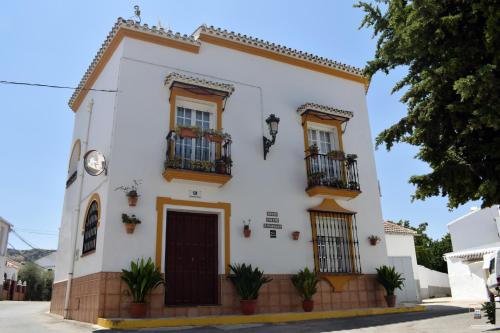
[92,305,471,333]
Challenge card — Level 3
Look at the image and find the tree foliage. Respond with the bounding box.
[18,262,54,301]
[396,220,452,272]
[356,0,500,208]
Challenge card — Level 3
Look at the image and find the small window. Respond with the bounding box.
[66,140,81,188]
[82,199,99,255]
[489,258,495,275]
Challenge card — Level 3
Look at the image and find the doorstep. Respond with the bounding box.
[97,305,426,330]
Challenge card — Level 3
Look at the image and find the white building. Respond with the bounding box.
[445,206,500,301]
[384,221,450,302]
[0,217,12,284]
[51,18,389,323]
[35,251,57,271]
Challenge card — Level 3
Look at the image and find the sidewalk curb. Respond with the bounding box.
[97,305,426,329]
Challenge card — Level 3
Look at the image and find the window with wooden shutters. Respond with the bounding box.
[82,200,99,255]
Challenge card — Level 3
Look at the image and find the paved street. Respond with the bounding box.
[0,300,496,333]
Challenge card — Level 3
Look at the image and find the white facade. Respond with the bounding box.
[384,221,450,301]
[0,217,12,284]
[445,206,500,301]
[35,251,57,271]
[55,20,387,288]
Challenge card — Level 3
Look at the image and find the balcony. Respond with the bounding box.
[305,151,361,199]
[163,128,232,186]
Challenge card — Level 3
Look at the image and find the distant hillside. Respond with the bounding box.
[7,248,56,263]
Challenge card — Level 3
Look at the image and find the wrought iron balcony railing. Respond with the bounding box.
[305,152,360,192]
[165,130,232,176]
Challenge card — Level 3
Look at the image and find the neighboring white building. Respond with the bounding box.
[0,217,12,284]
[35,251,57,271]
[52,18,389,323]
[384,221,450,302]
[445,206,500,301]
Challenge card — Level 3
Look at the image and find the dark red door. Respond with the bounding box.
[165,211,218,305]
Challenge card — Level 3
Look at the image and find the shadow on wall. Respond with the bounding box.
[92,305,470,333]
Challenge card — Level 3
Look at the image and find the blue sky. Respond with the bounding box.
[0,1,478,250]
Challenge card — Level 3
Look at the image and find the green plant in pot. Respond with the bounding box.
[229,263,272,315]
[122,213,141,234]
[291,268,319,312]
[121,258,164,318]
[376,265,404,307]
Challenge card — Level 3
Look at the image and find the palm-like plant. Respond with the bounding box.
[121,258,164,303]
[291,268,319,301]
[376,265,405,296]
[229,263,272,300]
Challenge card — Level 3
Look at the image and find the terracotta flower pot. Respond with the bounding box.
[292,231,300,240]
[302,299,314,312]
[369,238,378,246]
[129,302,147,318]
[128,195,138,207]
[385,295,396,307]
[125,223,136,234]
[244,228,251,238]
[179,128,197,138]
[240,299,257,315]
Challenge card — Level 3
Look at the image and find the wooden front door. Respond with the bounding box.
[165,211,219,305]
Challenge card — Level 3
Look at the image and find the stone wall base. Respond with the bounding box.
[51,272,386,324]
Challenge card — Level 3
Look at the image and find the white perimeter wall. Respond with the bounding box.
[385,234,418,279]
[447,258,489,301]
[58,35,388,278]
[448,206,500,252]
[417,265,450,299]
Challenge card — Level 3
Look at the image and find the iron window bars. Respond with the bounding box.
[82,200,98,255]
[309,211,361,274]
[305,153,360,191]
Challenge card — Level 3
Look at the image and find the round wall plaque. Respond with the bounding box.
[83,150,106,176]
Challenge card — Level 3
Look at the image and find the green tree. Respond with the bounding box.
[396,220,452,272]
[18,262,42,300]
[17,263,54,301]
[356,0,500,208]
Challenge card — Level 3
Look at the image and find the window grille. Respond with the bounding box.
[310,211,361,274]
[82,200,99,254]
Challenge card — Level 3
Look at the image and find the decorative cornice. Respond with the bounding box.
[68,18,201,110]
[165,72,234,96]
[193,25,366,79]
[297,103,354,119]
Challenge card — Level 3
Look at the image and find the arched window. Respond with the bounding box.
[66,140,81,188]
[82,194,100,255]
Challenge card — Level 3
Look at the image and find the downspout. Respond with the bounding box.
[63,98,94,319]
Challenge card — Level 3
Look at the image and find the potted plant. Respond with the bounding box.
[376,265,405,307]
[292,231,300,240]
[229,263,272,315]
[291,268,319,312]
[122,213,141,234]
[164,158,182,169]
[215,156,232,174]
[243,219,251,238]
[309,144,319,158]
[368,235,381,246]
[115,180,142,207]
[308,171,325,186]
[327,150,345,160]
[121,258,164,318]
[174,125,200,139]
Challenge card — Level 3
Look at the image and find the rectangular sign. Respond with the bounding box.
[263,223,282,229]
[267,211,278,217]
[265,217,279,223]
[270,230,277,238]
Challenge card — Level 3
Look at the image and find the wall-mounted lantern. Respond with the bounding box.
[263,114,280,160]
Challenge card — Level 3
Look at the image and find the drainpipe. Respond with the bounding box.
[63,99,94,319]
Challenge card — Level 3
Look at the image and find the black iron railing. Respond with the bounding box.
[165,131,232,176]
[305,152,360,191]
[310,211,361,274]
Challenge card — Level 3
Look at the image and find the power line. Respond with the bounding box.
[0,80,117,92]
[15,228,57,236]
